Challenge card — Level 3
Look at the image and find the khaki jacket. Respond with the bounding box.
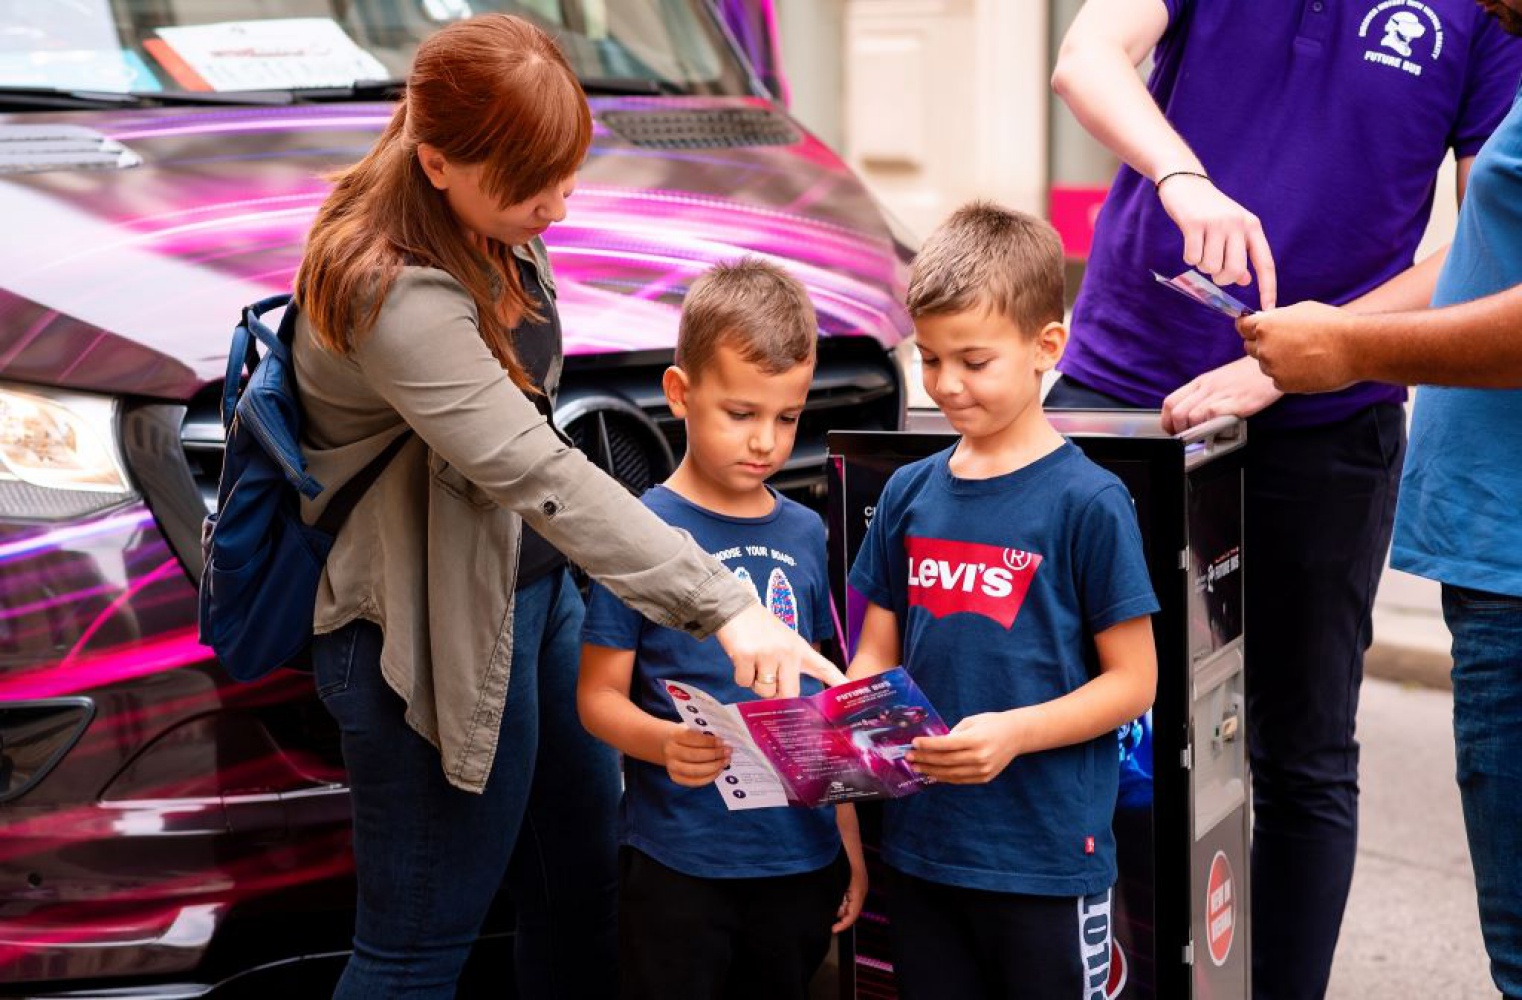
[295,247,752,792]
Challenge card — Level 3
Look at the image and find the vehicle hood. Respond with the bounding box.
[0,97,912,400]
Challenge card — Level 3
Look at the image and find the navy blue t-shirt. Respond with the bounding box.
[582,485,840,879]
[848,443,1159,896]
[1065,0,1522,428]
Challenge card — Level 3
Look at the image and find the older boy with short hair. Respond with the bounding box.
[578,258,866,1000]
[848,203,1159,998]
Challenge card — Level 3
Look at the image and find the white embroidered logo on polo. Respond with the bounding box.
[1359,0,1444,77]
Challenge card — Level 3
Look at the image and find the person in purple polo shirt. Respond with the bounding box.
[1237,1,1522,984]
[1050,2,1522,997]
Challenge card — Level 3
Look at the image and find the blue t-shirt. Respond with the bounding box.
[848,443,1159,896]
[1065,0,1522,429]
[581,485,841,879]
[1393,83,1522,597]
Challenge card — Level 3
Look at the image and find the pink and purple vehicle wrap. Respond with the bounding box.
[0,53,911,1000]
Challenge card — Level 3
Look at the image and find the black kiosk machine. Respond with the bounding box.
[827,411,1250,1000]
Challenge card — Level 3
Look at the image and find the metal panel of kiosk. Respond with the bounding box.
[826,411,1249,1000]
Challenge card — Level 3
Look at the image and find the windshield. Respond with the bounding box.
[0,0,752,97]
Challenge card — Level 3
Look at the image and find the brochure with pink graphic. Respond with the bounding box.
[1151,268,1257,318]
[662,667,949,811]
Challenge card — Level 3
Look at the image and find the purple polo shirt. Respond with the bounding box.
[1064,0,1522,428]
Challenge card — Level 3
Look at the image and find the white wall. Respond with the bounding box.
[836,0,1050,239]
[775,0,845,150]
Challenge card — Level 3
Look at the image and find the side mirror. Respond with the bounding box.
[711,0,791,106]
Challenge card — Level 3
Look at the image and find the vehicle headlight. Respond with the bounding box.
[0,383,136,521]
[893,338,933,410]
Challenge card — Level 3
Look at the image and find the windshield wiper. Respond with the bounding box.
[1,74,663,113]
[288,79,406,103]
[0,86,301,111]
[578,76,687,97]
[137,89,296,106]
[0,81,409,114]
[0,87,146,111]
[130,81,406,107]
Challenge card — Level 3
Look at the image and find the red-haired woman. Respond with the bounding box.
[292,14,841,998]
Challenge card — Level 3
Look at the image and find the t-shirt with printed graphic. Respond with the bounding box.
[848,442,1159,896]
[581,485,841,879]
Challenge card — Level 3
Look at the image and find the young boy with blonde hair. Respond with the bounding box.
[578,258,866,1000]
[848,203,1159,997]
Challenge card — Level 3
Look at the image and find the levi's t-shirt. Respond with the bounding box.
[849,443,1158,895]
[582,485,840,879]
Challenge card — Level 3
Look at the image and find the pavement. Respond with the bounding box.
[1325,569,1504,998]
[1367,564,1455,690]
[1328,676,1496,999]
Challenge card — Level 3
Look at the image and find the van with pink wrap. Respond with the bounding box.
[0,1,911,993]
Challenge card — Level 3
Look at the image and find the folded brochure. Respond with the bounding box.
[662,667,949,810]
[1151,267,1257,318]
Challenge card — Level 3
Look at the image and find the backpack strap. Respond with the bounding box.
[224,293,294,430]
[235,293,410,537]
[314,430,413,537]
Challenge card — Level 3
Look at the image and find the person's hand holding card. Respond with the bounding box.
[1152,268,1258,318]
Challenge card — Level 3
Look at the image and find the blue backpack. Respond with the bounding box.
[198,294,407,682]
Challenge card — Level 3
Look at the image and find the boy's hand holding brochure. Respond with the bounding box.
[664,666,948,810]
[906,710,1030,784]
[662,727,732,787]
[905,616,1158,785]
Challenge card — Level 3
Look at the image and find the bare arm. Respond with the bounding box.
[845,603,902,680]
[1051,0,1182,184]
[1052,0,1275,305]
[1241,283,1522,392]
[1003,616,1157,756]
[832,804,868,932]
[577,643,731,783]
[907,616,1158,784]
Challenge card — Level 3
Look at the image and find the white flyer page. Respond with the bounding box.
[662,680,791,811]
[153,19,388,91]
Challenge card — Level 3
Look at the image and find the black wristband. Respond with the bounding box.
[1154,169,1211,191]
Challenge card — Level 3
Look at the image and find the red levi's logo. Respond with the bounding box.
[905,536,1043,630]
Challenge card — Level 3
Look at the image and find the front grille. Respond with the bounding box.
[599,107,801,149]
[563,404,670,495]
[180,389,226,514]
[561,336,902,507]
[121,398,220,582]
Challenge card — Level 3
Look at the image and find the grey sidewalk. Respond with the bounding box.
[1368,564,1455,690]
[1328,677,1496,999]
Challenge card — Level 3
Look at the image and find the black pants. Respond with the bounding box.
[887,867,1113,999]
[617,847,844,1000]
[1046,377,1405,1000]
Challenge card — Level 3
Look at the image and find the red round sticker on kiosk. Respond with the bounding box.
[1206,850,1236,966]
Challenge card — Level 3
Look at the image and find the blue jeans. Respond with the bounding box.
[313,570,620,999]
[1444,583,1522,1000]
